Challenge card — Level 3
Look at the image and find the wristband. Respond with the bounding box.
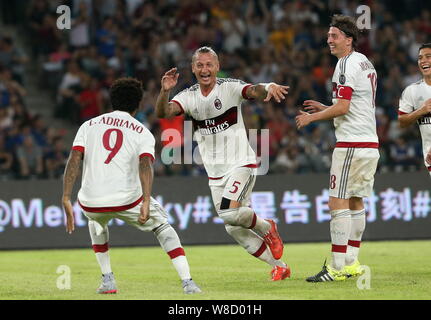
[261,82,276,92]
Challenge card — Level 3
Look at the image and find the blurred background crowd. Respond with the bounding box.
[0,0,430,180]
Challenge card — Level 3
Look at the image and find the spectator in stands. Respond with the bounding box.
[1,0,428,180]
[45,136,68,179]
[0,36,28,84]
[16,134,43,179]
[78,76,103,123]
[0,133,13,179]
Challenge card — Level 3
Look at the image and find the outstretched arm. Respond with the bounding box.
[62,149,83,234]
[245,83,290,103]
[296,99,350,129]
[138,156,154,225]
[155,68,183,118]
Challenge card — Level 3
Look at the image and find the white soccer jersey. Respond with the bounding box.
[332,51,379,146]
[72,110,155,210]
[399,79,431,168]
[171,78,257,178]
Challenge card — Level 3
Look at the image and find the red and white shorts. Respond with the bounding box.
[329,143,380,199]
[82,197,168,232]
[209,166,256,211]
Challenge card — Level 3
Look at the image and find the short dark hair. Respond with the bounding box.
[109,78,143,113]
[330,15,359,49]
[419,43,431,51]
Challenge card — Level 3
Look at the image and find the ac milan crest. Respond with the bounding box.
[214,98,222,110]
[339,74,346,85]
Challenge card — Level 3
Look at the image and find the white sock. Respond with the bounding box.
[154,223,192,280]
[95,252,112,275]
[346,209,366,265]
[251,214,271,236]
[256,247,286,268]
[225,225,284,267]
[330,209,351,271]
[170,255,191,280]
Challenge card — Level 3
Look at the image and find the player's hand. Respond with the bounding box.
[138,200,150,225]
[303,100,327,113]
[420,98,431,115]
[295,110,313,129]
[161,68,179,92]
[62,197,75,234]
[264,83,289,103]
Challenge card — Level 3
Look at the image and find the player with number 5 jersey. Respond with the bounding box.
[156,46,291,281]
[296,15,379,283]
[62,78,201,295]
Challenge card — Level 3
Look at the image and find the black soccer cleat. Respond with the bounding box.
[306,259,346,282]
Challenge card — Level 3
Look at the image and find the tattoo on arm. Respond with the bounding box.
[63,150,82,199]
[246,84,267,100]
[139,156,154,201]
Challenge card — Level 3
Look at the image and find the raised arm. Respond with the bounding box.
[245,83,290,103]
[155,68,183,118]
[62,149,83,234]
[137,156,154,225]
[398,98,431,128]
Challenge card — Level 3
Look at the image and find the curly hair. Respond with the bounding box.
[109,77,143,113]
[330,15,359,49]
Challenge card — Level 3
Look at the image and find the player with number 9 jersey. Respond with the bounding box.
[72,111,155,210]
[63,78,201,295]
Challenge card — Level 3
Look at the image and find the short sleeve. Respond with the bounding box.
[138,131,156,162]
[333,57,361,101]
[340,58,360,90]
[72,123,87,153]
[226,79,252,100]
[398,86,414,115]
[171,90,189,115]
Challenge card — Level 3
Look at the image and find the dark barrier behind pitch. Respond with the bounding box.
[0,172,430,249]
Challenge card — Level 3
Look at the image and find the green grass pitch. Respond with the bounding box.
[1,240,430,300]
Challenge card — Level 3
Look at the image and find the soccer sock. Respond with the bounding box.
[88,221,112,275]
[329,209,351,271]
[225,225,285,268]
[346,209,366,266]
[219,207,271,235]
[154,223,191,280]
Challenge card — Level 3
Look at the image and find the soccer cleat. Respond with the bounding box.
[96,272,117,294]
[182,279,202,294]
[270,265,291,281]
[262,219,284,260]
[343,260,364,277]
[306,260,347,282]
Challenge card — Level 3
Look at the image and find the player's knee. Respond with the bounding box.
[237,207,254,227]
[219,207,254,228]
[219,208,240,225]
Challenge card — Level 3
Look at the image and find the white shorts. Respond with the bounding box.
[209,166,256,211]
[83,197,168,232]
[329,147,379,199]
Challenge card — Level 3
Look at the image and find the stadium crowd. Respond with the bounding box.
[0,0,430,179]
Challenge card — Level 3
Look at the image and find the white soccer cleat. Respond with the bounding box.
[182,279,202,294]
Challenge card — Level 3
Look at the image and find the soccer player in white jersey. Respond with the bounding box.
[155,46,291,281]
[62,78,201,294]
[398,43,431,172]
[296,15,379,282]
